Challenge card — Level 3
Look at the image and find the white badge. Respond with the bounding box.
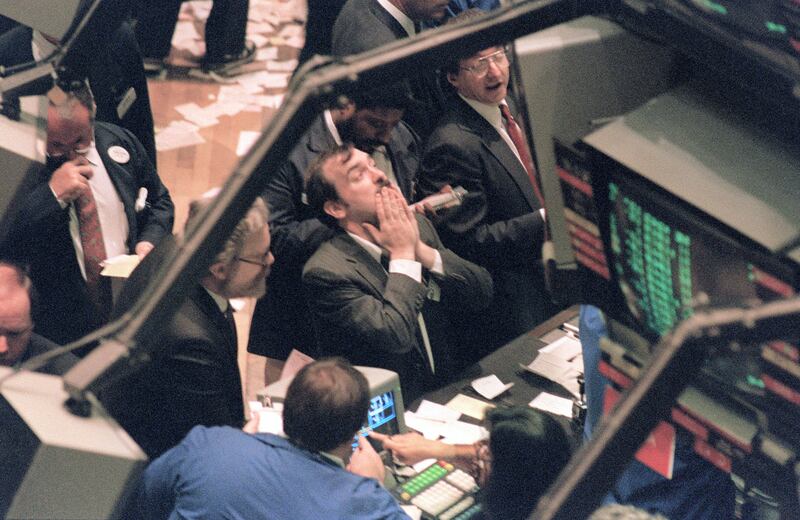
[108,145,130,164]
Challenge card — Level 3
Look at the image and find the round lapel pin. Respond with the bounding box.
[107,145,130,164]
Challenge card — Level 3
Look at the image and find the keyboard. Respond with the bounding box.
[392,460,481,519]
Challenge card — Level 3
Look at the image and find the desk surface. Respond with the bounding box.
[416,306,581,431]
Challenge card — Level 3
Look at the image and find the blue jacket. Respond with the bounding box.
[139,426,411,520]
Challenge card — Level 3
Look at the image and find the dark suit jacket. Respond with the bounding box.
[0,22,157,164]
[21,333,79,375]
[330,0,445,138]
[418,95,556,349]
[101,285,244,458]
[302,215,493,403]
[248,114,420,360]
[1,122,173,346]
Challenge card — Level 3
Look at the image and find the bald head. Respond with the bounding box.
[0,264,34,366]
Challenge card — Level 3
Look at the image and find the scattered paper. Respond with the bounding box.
[257,47,279,61]
[439,421,487,445]
[471,374,514,400]
[529,392,574,418]
[445,393,494,421]
[416,400,461,423]
[267,59,298,73]
[279,349,314,381]
[404,411,445,439]
[155,123,205,152]
[101,254,140,278]
[400,505,422,520]
[522,334,583,397]
[236,131,261,157]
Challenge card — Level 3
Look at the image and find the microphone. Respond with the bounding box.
[412,186,467,212]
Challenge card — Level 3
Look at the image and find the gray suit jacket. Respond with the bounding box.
[248,114,420,360]
[418,95,555,349]
[302,215,493,403]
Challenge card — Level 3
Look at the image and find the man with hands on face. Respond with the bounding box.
[302,145,493,403]
[1,83,173,347]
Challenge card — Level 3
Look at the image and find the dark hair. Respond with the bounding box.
[0,260,38,319]
[350,84,415,112]
[483,406,572,520]
[304,144,353,221]
[441,9,494,76]
[282,357,370,452]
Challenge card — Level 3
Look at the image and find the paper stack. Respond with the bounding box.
[522,335,583,398]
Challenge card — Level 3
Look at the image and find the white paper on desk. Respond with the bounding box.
[404,411,445,439]
[529,392,573,418]
[400,505,422,520]
[412,458,437,473]
[253,94,284,109]
[236,131,260,157]
[100,254,140,278]
[439,421,487,445]
[445,393,494,421]
[523,334,583,398]
[471,374,514,400]
[416,399,461,423]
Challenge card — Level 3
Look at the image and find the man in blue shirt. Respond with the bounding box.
[138,358,410,519]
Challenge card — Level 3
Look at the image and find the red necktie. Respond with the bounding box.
[499,104,546,209]
[74,187,111,321]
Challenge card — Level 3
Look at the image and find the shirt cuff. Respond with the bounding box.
[389,259,422,282]
[50,186,68,209]
[430,250,444,275]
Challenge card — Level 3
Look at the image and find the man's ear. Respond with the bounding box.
[447,71,459,89]
[208,261,227,282]
[323,199,346,220]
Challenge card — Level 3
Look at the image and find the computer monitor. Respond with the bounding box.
[258,365,407,438]
[513,15,677,270]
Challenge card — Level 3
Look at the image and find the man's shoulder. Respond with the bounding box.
[303,233,351,273]
[332,0,398,54]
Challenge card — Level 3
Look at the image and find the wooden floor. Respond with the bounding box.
[147,0,306,405]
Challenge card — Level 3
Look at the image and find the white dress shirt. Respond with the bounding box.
[376,0,416,36]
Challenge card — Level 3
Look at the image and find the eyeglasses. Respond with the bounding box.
[459,48,509,77]
[235,252,271,268]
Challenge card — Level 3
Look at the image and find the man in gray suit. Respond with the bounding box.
[331,0,450,137]
[302,145,493,403]
[247,90,422,367]
[418,14,558,354]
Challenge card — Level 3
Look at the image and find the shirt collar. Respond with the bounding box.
[459,94,506,130]
[323,109,343,146]
[204,287,230,313]
[31,30,57,62]
[347,232,382,263]
[377,0,416,36]
[84,141,101,167]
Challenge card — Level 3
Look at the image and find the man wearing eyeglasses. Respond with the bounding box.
[102,192,274,458]
[418,9,557,356]
[1,84,173,348]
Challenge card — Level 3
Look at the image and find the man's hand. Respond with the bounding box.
[347,435,386,482]
[134,241,155,258]
[370,431,449,465]
[49,156,93,203]
[363,186,418,260]
[413,184,455,217]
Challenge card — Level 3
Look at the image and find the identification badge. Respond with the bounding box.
[108,145,131,164]
[116,87,137,119]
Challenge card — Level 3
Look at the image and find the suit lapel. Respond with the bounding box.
[330,232,388,297]
[454,98,538,210]
[371,0,411,39]
[306,115,339,154]
[192,286,237,357]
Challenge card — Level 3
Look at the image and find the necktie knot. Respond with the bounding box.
[499,103,513,123]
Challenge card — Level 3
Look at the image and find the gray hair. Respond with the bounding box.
[50,80,97,121]
[184,190,269,267]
